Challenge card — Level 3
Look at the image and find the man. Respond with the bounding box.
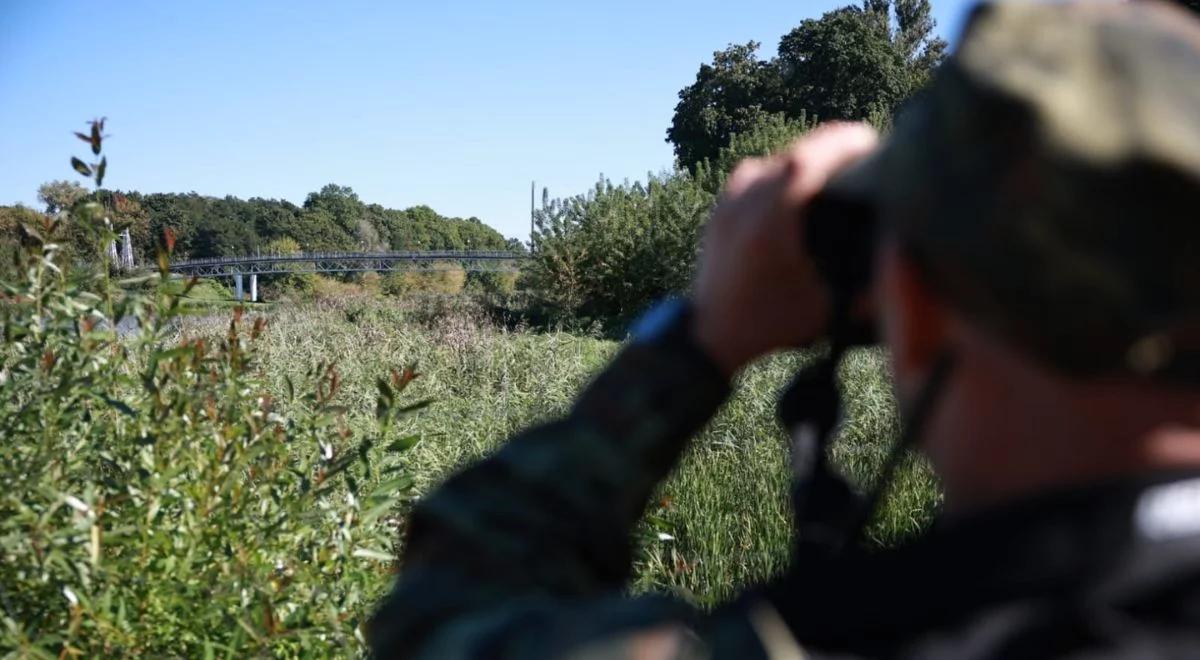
[370,1,1200,657]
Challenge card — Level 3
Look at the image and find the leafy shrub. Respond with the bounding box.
[522,174,709,331]
[308,274,375,303]
[0,126,419,657]
[380,264,467,296]
[464,270,518,295]
[693,112,816,193]
[524,113,814,331]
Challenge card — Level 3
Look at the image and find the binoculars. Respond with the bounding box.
[778,182,892,553]
[804,187,880,346]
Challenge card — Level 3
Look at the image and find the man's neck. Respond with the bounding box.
[925,337,1200,515]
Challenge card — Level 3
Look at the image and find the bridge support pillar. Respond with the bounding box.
[234,271,244,301]
[250,273,258,302]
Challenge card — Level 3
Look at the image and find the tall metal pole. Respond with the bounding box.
[530,180,535,247]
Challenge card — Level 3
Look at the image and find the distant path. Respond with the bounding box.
[165,250,527,301]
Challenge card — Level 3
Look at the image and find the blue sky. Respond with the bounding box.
[0,0,975,240]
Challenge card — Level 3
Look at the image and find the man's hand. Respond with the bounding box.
[691,122,879,376]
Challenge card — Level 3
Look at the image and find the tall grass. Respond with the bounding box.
[182,297,940,607]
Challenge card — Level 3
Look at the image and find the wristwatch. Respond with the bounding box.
[630,298,694,344]
[629,298,726,380]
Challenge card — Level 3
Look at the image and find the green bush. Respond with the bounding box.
[0,128,419,657]
[380,265,467,296]
[524,113,814,331]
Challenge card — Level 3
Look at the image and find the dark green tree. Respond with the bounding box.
[289,207,354,251]
[190,199,260,257]
[136,191,213,256]
[777,8,909,124]
[304,184,362,235]
[246,197,302,242]
[9,183,510,261]
[667,0,947,168]
[665,42,786,169]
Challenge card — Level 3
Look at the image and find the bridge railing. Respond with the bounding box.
[168,250,526,269]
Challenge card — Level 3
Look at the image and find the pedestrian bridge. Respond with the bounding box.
[167,250,526,301]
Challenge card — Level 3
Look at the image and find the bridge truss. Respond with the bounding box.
[169,250,524,277]
[166,250,526,301]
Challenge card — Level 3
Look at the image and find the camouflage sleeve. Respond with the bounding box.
[368,340,731,659]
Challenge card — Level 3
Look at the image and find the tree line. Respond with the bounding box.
[2,181,518,269]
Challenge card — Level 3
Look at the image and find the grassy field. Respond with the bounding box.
[3,279,940,655]
[181,296,940,606]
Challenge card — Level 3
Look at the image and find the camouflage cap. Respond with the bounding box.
[830,0,1200,383]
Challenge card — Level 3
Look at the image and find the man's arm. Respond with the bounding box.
[368,123,880,659]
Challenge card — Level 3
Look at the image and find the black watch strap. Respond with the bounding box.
[629,298,727,385]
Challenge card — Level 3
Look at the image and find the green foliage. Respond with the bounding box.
[694,112,817,194]
[265,236,303,255]
[668,0,947,168]
[464,270,519,296]
[524,172,711,329]
[537,0,943,325]
[528,112,813,329]
[90,185,510,261]
[31,178,152,269]
[238,298,937,608]
[189,196,264,257]
[36,181,89,215]
[0,205,45,280]
[157,276,234,305]
[0,131,420,657]
[633,348,937,602]
[778,8,910,125]
[257,237,317,296]
[381,265,468,296]
[665,41,787,171]
[1,228,934,654]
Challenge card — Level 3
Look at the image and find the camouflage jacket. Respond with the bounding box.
[368,342,1200,659]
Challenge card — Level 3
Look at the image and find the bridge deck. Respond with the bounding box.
[168,250,526,276]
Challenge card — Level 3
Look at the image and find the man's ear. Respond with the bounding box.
[877,241,950,393]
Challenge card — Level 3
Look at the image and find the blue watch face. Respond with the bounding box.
[631,298,689,343]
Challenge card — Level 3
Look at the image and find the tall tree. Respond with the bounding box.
[667,0,947,169]
[304,184,363,236]
[665,42,786,169]
[37,180,89,214]
[777,7,910,125]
